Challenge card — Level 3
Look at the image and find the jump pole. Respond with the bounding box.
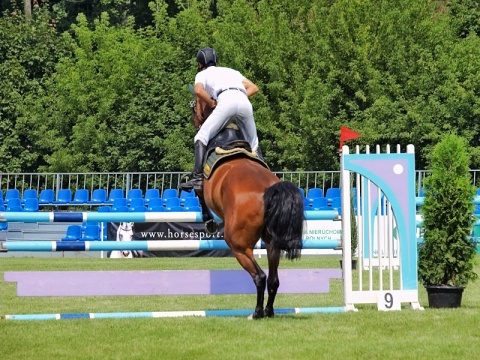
[4,307,346,320]
[0,239,341,252]
[0,210,338,223]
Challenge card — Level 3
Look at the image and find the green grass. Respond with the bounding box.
[1,256,480,360]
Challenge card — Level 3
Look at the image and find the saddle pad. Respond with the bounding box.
[204,147,269,179]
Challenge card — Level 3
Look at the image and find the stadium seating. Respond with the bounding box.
[61,225,82,241]
[144,189,160,204]
[89,189,107,204]
[4,189,20,205]
[183,197,200,210]
[24,198,39,212]
[21,189,38,204]
[108,189,125,203]
[72,189,90,204]
[55,189,72,204]
[38,189,55,204]
[127,189,143,203]
[306,188,324,205]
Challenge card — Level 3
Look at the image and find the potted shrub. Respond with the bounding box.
[418,133,478,308]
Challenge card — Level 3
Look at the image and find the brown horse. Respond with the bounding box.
[188,96,305,319]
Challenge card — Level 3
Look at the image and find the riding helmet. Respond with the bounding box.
[196,47,218,68]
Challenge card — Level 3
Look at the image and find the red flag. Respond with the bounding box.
[340,126,361,150]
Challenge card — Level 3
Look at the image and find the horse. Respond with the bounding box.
[186,94,305,319]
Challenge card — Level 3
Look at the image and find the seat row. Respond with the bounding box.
[62,223,101,241]
[0,188,196,207]
[299,187,342,204]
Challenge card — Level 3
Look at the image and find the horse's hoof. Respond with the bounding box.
[251,309,264,319]
[264,308,275,318]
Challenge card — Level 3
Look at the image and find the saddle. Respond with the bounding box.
[203,124,268,179]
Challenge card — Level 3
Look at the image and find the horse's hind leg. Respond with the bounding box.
[264,241,281,318]
[231,249,266,319]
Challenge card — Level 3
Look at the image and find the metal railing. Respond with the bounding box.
[1,170,480,198]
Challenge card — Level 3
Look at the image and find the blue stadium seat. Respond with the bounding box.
[303,197,311,210]
[168,205,184,212]
[108,189,125,203]
[144,189,160,204]
[89,189,107,204]
[5,189,20,204]
[72,189,90,204]
[165,197,180,211]
[298,188,305,198]
[112,198,128,211]
[61,225,82,241]
[147,198,163,209]
[22,189,38,204]
[148,205,166,212]
[98,206,111,212]
[162,188,178,202]
[183,197,200,210]
[55,189,72,204]
[180,190,195,205]
[6,198,22,211]
[38,189,55,205]
[185,206,202,212]
[24,198,39,212]
[307,188,324,203]
[331,197,342,212]
[127,188,143,203]
[325,187,341,204]
[130,205,148,212]
[81,224,101,241]
[312,197,328,210]
[129,198,146,211]
[112,205,129,212]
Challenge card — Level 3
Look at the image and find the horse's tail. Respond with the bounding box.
[263,181,305,260]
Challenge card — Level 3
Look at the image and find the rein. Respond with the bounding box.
[190,97,214,131]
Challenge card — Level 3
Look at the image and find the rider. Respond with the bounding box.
[179,47,260,192]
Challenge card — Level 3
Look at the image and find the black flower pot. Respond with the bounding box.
[426,285,464,308]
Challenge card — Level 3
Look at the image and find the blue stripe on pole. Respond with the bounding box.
[56,242,86,251]
[60,313,90,319]
[53,212,83,222]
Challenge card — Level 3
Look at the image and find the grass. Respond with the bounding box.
[1,255,480,359]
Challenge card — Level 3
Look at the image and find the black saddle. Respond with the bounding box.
[205,124,251,159]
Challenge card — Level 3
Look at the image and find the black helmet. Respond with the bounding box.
[196,47,218,68]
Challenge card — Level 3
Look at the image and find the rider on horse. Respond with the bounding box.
[179,47,261,192]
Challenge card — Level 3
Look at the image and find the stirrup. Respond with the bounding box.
[179,174,203,192]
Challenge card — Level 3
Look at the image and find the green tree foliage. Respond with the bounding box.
[419,133,477,286]
[2,0,480,173]
[0,5,71,172]
[28,12,193,172]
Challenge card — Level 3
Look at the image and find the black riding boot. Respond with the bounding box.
[179,141,207,192]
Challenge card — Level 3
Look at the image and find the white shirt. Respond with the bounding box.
[195,66,246,100]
